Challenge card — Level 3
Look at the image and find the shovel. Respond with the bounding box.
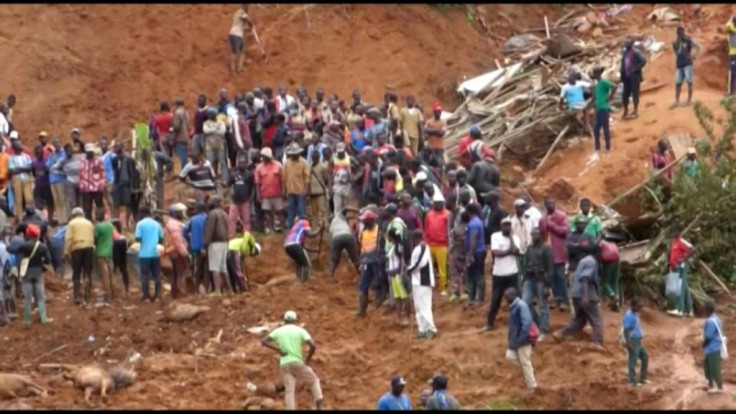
[252,27,266,57]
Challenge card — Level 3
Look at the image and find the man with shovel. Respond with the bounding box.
[228,4,254,74]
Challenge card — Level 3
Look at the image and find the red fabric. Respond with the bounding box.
[401,147,413,160]
[669,236,692,270]
[25,223,40,238]
[153,112,173,139]
[599,241,620,263]
[254,161,283,199]
[364,116,374,130]
[78,158,106,193]
[457,135,473,167]
[424,209,449,246]
[264,124,277,148]
[375,144,396,156]
[432,102,442,112]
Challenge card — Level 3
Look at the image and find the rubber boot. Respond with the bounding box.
[355,293,367,317]
[0,302,8,326]
[84,282,92,305]
[72,280,82,305]
[5,298,17,319]
[22,301,32,326]
[37,300,53,324]
[374,290,386,309]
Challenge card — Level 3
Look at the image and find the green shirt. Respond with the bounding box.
[268,324,312,366]
[594,79,614,111]
[385,217,407,253]
[684,159,699,178]
[228,232,258,257]
[426,392,462,410]
[570,213,603,239]
[94,222,114,258]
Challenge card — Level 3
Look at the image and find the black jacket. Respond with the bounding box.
[620,47,647,82]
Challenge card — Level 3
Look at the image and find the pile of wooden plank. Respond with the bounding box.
[444,33,625,166]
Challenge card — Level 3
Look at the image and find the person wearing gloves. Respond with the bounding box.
[408,229,437,340]
[8,223,53,325]
[227,223,260,293]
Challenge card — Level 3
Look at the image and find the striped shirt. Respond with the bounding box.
[284,219,311,246]
[179,160,216,191]
[8,149,32,181]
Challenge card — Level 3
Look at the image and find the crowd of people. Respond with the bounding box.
[0,5,729,408]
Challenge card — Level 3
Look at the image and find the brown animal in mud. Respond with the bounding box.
[39,364,135,404]
[0,373,48,399]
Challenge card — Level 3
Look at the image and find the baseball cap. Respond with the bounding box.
[390,375,406,387]
[284,310,297,322]
[260,147,273,159]
[501,216,512,225]
[384,203,398,214]
[84,143,95,152]
[513,198,526,207]
[687,147,696,155]
[336,142,346,153]
[70,127,80,134]
[9,130,18,140]
[432,102,442,112]
[360,210,377,221]
[38,131,48,137]
[427,373,447,387]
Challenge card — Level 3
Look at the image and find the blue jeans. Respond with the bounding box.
[593,109,611,151]
[139,257,161,300]
[551,263,568,304]
[358,262,381,295]
[522,279,549,334]
[175,142,188,171]
[286,194,307,229]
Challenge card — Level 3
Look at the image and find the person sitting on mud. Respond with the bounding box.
[283,213,324,283]
[261,310,324,410]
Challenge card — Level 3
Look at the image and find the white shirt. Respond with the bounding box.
[526,206,542,229]
[409,243,434,287]
[490,232,521,276]
[510,213,533,255]
[276,95,296,113]
[0,113,8,136]
[253,97,265,110]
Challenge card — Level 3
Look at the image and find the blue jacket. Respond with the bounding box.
[507,297,533,350]
[183,213,207,253]
[704,315,724,355]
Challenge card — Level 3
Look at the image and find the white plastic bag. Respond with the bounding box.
[665,271,681,300]
[712,317,729,360]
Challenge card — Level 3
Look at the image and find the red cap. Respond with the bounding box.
[360,210,377,221]
[25,223,40,238]
[432,102,442,112]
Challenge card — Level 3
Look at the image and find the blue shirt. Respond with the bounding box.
[622,309,643,340]
[377,392,411,411]
[134,217,163,259]
[561,81,590,109]
[306,143,328,164]
[101,151,116,184]
[183,213,207,252]
[704,315,724,355]
[370,119,389,147]
[464,216,486,253]
[351,128,371,152]
[46,150,67,184]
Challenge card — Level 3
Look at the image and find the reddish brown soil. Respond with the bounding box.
[1,3,735,411]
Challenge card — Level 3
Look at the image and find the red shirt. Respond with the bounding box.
[424,208,449,246]
[364,117,374,130]
[264,124,277,148]
[153,112,173,139]
[668,236,692,271]
[457,135,474,167]
[375,144,396,156]
[78,157,106,193]
[254,161,283,199]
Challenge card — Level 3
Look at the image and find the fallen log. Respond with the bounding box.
[604,154,687,209]
[534,125,571,173]
[697,260,731,295]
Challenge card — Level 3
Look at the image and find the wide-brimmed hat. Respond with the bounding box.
[286,143,303,156]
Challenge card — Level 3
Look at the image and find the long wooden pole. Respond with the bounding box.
[604,154,686,209]
[534,125,570,174]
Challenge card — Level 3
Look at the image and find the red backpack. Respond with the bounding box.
[599,240,620,263]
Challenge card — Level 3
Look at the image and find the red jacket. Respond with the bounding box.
[424,209,450,247]
[539,209,569,264]
[457,135,473,167]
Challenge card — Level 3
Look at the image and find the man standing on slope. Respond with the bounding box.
[228,4,254,74]
[261,310,324,410]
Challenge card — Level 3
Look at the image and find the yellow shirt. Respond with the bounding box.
[64,216,95,255]
[360,227,379,254]
[727,22,736,55]
[399,107,424,139]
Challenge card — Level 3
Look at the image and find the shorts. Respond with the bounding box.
[208,241,228,273]
[569,100,588,110]
[390,274,409,300]
[675,65,694,85]
[261,197,284,211]
[33,185,54,208]
[113,184,132,207]
[228,34,245,53]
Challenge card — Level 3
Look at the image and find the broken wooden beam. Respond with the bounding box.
[605,154,687,209]
[534,125,570,174]
[697,260,731,295]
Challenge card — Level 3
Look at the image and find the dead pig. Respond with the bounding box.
[0,373,48,399]
[67,365,136,404]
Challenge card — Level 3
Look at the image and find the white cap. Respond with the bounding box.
[415,171,428,181]
[284,310,297,322]
[514,198,526,207]
[432,191,445,203]
[84,143,95,152]
[8,130,18,140]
